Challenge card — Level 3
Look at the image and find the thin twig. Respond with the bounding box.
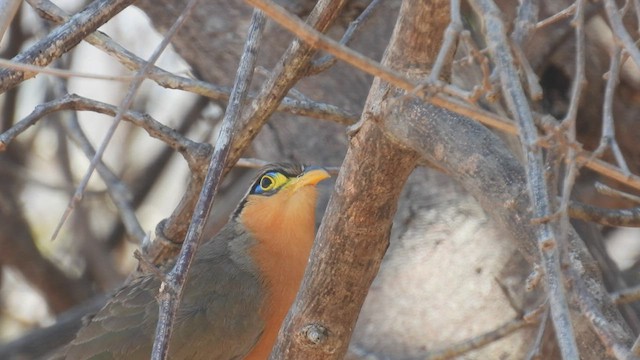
[26,0,357,125]
[612,284,640,305]
[427,0,463,83]
[595,182,640,204]
[0,94,209,168]
[0,57,134,81]
[525,307,549,360]
[470,0,579,358]
[244,0,640,194]
[0,0,21,41]
[512,0,538,46]
[592,45,631,174]
[418,306,544,360]
[536,3,576,29]
[570,269,638,359]
[568,200,640,227]
[0,0,136,93]
[50,0,199,242]
[226,0,350,176]
[511,0,543,103]
[558,0,586,270]
[309,0,384,75]
[604,0,640,75]
[150,10,266,360]
[63,117,146,243]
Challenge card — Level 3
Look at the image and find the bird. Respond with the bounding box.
[64,163,330,360]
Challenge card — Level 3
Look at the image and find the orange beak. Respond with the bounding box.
[286,168,331,192]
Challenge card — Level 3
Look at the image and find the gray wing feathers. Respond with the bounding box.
[65,224,264,360]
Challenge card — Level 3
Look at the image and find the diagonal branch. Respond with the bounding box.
[245,0,640,197]
[0,0,135,92]
[25,0,357,125]
[269,0,445,358]
[150,9,266,360]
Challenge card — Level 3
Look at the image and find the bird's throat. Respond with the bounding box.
[239,186,318,359]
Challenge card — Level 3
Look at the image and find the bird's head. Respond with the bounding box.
[234,163,330,247]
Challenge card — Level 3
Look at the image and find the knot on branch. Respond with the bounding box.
[301,323,329,346]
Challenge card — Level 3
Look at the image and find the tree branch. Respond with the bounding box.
[151,9,266,360]
[0,0,135,92]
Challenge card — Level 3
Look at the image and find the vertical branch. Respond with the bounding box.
[559,0,585,238]
[150,10,266,360]
[270,0,448,358]
[593,45,630,173]
[470,0,580,358]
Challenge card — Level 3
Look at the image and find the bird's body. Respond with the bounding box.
[64,164,330,360]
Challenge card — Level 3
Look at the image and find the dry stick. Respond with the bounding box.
[0,0,135,93]
[225,0,349,175]
[0,94,208,167]
[0,58,133,81]
[245,0,640,194]
[558,0,585,248]
[567,201,640,227]
[612,285,640,305]
[150,10,266,360]
[427,0,462,84]
[596,182,640,204]
[63,117,146,243]
[459,31,494,98]
[309,0,384,74]
[470,0,579,358]
[569,269,640,359]
[512,0,538,45]
[605,0,640,74]
[269,0,434,358]
[535,3,576,30]
[593,45,631,174]
[511,0,543,102]
[249,2,625,356]
[419,308,542,360]
[50,0,199,241]
[525,307,549,360]
[0,0,21,40]
[26,0,357,125]
[511,42,543,101]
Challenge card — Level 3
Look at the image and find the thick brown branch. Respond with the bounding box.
[381,98,635,357]
[270,0,445,358]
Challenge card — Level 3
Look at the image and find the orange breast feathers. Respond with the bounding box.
[239,184,320,359]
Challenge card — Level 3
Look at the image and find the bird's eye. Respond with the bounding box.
[253,171,289,194]
[260,175,275,191]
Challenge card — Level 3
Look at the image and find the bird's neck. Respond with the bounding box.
[239,186,318,359]
[240,187,318,290]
